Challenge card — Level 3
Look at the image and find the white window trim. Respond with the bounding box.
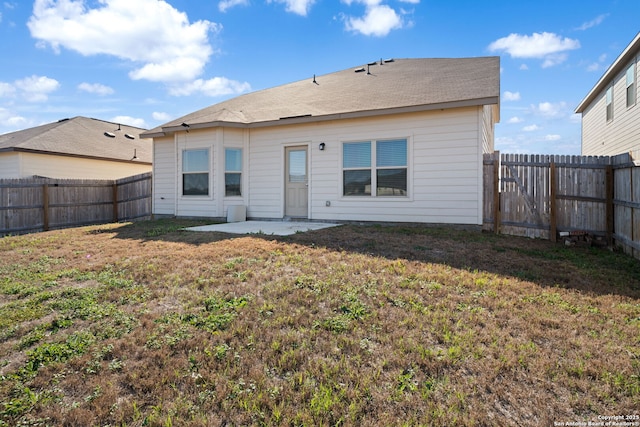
[626,62,636,109]
[605,85,614,123]
[180,147,212,199]
[340,137,411,200]
[224,147,243,198]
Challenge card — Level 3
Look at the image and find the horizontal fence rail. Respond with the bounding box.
[484,151,640,260]
[0,172,151,236]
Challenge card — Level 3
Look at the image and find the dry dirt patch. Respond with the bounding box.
[0,219,638,426]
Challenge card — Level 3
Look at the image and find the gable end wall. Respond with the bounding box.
[582,51,640,155]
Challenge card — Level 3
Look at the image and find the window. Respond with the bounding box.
[182,149,209,196]
[225,148,242,196]
[343,139,407,197]
[606,86,613,122]
[627,63,636,108]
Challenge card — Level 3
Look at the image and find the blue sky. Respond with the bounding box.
[0,0,638,155]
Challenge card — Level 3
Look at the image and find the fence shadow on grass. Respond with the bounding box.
[106,219,640,300]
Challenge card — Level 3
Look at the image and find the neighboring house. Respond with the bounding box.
[576,32,640,156]
[142,57,500,225]
[0,116,152,179]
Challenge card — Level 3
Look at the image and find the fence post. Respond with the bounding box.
[493,151,500,234]
[42,184,49,232]
[606,165,614,246]
[549,162,557,242]
[112,183,118,222]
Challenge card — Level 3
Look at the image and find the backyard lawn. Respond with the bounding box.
[1,219,639,426]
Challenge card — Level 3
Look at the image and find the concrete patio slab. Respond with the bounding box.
[185,221,340,236]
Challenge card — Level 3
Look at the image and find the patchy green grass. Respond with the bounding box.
[0,219,639,426]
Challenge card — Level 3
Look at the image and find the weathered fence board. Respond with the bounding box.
[0,172,151,236]
[484,152,640,260]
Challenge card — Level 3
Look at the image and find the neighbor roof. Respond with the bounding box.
[0,116,151,163]
[142,57,500,138]
[576,32,640,114]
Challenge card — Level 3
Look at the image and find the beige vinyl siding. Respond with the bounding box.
[17,152,150,179]
[174,130,218,218]
[246,107,484,225]
[220,128,248,219]
[152,136,176,215]
[481,105,495,154]
[157,106,491,225]
[0,152,21,178]
[246,125,304,219]
[582,53,640,155]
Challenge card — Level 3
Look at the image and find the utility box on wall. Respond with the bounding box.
[226,205,247,223]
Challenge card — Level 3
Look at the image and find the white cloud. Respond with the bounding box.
[111,115,148,129]
[152,112,172,122]
[344,2,403,37]
[78,82,114,96]
[586,53,607,72]
[523,124,540,132]
[0,81,16,97]
[535,101,569,118]
[503,91,521,101]
[575,14,608,31]
[544,134,561,141]
[269,0,316,16]
[586,62,602,72]
[219,0,249,12]
[28,0,220,83]
[0,107,28,131]
[507,116,523,124]
[14,75,60,102]
[168,77,251,97]
[488,32,580,67]
[519,64,529,70]
[541,53,568,69]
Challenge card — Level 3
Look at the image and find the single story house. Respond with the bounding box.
[0,116,152,179]
[576,32,640,156]
[142,57,500,225]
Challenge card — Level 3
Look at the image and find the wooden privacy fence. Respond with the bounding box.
[483,152,640,259]
[0,172,151,236]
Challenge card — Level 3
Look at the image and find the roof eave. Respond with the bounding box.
[2,147,152,165]
[145,97,499,137]
[575,32,640,114]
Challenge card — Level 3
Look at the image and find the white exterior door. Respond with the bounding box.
[285,146,308,217]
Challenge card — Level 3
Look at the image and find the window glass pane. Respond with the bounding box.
[606,87,613,121]
[377,139,407,167]
[627,65,636,108]
[343,170,371,196]
[225,173,241,196]
[627,65,635,86]
[343,142,371,168]
[377,169,407,196]
[225,148,242,171]
[289,150,306,183]
[183,149,209,172]
[183,173,209,196]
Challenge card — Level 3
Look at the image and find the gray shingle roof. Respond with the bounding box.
[142,57,500,137]
[0,116,151,163]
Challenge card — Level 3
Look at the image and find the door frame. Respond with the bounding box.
[284,144,309,218]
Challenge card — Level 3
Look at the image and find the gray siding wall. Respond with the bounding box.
[582,51,640,155]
